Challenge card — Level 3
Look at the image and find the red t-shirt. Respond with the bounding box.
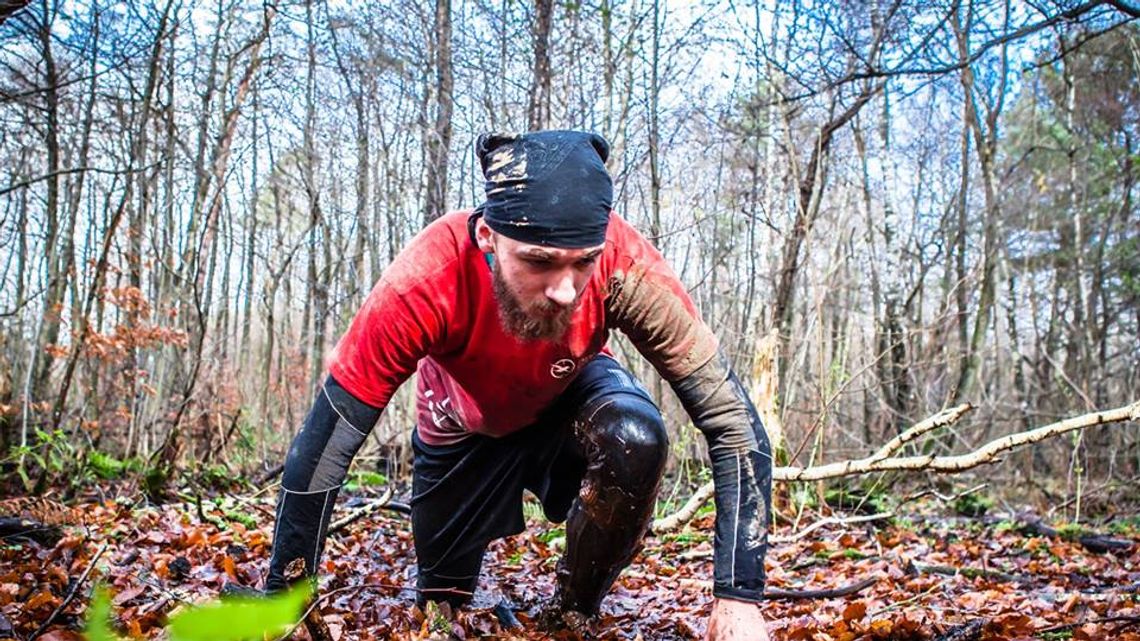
[328,210,719,445]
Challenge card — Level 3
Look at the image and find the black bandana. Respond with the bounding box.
[474,130,613,248]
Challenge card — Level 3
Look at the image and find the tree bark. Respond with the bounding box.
[527,0,554,130]
[423,0,453,226]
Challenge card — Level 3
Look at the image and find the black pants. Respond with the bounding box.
[410,354,669,613]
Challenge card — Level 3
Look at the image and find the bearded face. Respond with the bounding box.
[491,259,577,341]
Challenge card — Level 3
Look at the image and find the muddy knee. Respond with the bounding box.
[578,394,668,508]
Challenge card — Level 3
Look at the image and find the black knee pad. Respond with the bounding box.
[578,393,668,493]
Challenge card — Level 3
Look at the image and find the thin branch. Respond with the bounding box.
[765,577,878,600]
[769,512,894,545]
[0,162,160,197]
[770,0,1124,106]
[29,541,109,640]
[869,404,973,463]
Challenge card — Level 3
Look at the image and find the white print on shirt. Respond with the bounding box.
[550,358,576,379]
[424,389,462,429]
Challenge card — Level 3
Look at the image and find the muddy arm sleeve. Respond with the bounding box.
[603,218,771,601]
[670,351,772,602]
[265,375,383,591]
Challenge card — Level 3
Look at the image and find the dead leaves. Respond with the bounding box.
[3,492,1139,640]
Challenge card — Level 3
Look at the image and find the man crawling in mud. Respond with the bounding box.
[265,130,773,640]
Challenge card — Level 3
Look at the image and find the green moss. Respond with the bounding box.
[344,470,388,493]
[663,531,710,545]
[954,493,994,518]
[1056,522,1088,541]
[87,451,126,479]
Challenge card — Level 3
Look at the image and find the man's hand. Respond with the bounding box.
[707,597,770,641]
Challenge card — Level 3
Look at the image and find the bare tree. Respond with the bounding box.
[424,0,453,225]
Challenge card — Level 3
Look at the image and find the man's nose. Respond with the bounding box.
[545,272,577,307]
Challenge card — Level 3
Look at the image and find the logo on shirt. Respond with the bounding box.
[550,358,576,379]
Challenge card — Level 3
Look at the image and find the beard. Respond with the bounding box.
[492,262,577,342]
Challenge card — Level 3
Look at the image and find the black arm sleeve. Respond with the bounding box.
[265,374,382,592]
[670,350,773,602]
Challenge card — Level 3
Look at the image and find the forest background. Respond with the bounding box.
[0,0,1138,522]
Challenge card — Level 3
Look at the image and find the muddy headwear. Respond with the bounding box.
[475,130,613,249]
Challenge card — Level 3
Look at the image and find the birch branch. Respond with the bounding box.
[653,401,1139,534]
[868,404,972,463]
[650,480,714,534]
[777,401,1138,481]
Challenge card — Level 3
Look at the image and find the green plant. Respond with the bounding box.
[1056,522,1088,541]
[85,581,311,641]
[1109,516,1140,536]
[953,493,994,518]
[86,451,141,480]
[824,482,891,515]
[344,470,387,493]
[8,428,85,492]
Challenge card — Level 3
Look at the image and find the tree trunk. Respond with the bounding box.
[30,0,63,411]
[423,0,453,226]
[527,0,554,130]
[949,0,1009,406]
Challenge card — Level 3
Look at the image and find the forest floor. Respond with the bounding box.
[3,484,1139,641]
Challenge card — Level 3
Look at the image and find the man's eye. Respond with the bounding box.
[577,256,598,267]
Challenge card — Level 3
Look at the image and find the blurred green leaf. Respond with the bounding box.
[167,583,311,641]
[83,585,123,641]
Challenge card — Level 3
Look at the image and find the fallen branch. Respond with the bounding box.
[654,401,1139,533]
[1016,512,1134,554]
[678,511,894,558]
[770,512,894,544]
[0,518,62,546]
[906,560,1028,584]
[764,577,878,600]
[649,482,715,534]
[778,401,1138,480]
[328,488,395,535]
[255,463,285,487]
[624,570,877,601]
[867,404,973,463]
[1036,615,1140,635]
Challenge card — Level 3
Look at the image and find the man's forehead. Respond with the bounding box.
[515,241,605,258]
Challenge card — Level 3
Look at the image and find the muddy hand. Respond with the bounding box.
[706,597,770,640]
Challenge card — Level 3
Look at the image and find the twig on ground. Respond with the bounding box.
[764,577,878,600]
[906,560,1028,584]
[328,488,395,534]
[902,483,988,506]
[273,582,467,641]
[870,582,942,615]
[624,571,878,601]
[29,541,109,640]
[769,512,894,544]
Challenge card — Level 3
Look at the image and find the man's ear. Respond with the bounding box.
[474,217,496,253]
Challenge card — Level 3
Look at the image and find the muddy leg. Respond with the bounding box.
[556,394,668,614]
